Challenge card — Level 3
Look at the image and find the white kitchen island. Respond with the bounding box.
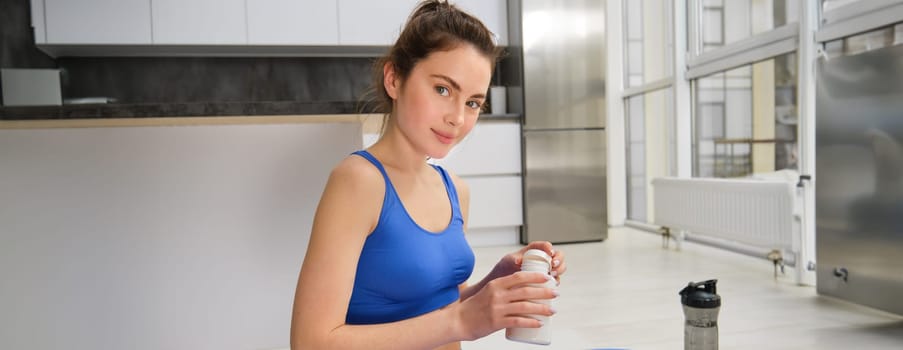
[0,115,361,350]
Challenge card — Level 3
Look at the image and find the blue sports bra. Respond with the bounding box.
[345,150,475,325]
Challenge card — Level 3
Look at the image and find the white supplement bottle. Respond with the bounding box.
[505,249,556,345]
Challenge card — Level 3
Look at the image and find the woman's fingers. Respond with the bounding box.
[497,302,555,328]
[522,241,554,256]
[551,250,563,268]
[504,315,544,329]
[550,248,566,279]
[486,302,550,329]
[506,285,558,303]
[494,270,551,290]
[510,300,556,317]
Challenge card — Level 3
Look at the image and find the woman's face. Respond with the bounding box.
[385,44,492,159]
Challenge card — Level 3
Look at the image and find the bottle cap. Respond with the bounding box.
[679,279,721,309]
[523,249,552,264]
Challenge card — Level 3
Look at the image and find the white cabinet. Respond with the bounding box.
[337,0,508,46]
[42,0,152,44]
[436,122,521,176]
[434,120,523,231]
[152,0,247,44]
[247,0,339,45]
[29,0,507,54]
[455,0,509,46]
[467,176,523,228]
[338,0,418,45]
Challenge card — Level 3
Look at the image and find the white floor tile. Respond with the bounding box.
[463,227,903,350]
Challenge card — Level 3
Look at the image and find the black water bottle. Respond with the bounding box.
[679,279,721,350]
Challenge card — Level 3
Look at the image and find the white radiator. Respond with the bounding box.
[652,177,801,280]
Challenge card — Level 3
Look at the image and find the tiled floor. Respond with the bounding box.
[463,227,903,350]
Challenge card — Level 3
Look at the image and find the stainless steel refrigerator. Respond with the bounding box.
[508,0,607,244]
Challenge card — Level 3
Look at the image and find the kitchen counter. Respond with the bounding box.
[0,114,373,129]
[1,100,522,121]
[0,101,365,121]
[0,99,520,129]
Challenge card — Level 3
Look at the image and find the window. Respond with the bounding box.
[623,0,675,223]
[698,0,799,53]
[824,24,903,58]
[693,52,798,178]
[627,88,673,221]
[625,0,673,87]
[822,0,864,13]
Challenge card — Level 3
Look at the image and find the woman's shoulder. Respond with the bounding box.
[328,154,386,190]
[317,154,386,232]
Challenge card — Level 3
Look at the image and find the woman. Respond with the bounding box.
[290,1,567,349]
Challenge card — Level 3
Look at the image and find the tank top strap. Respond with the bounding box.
[351,150,394,193]
[351,150,387,176]
[430,164,462,219]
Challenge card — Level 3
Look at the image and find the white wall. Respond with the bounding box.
[606,0,627,226]
[0,122,361,350]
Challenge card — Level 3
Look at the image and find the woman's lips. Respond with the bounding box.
[433,129,455,144]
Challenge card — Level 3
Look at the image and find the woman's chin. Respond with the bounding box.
[427,148,453,160]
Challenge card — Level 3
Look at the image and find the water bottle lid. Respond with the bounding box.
[679,279,721,309]
[523,249,552,264]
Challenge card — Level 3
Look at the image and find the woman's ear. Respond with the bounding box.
[383,62,400,100]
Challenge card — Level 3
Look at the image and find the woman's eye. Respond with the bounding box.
[466,101,482,110]
[435,86,449,96]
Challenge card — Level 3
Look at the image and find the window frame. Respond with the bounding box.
[817,0,903,42]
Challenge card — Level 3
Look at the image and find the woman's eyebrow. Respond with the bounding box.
[431,74,486,99]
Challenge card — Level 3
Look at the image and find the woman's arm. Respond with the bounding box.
[290,158,555,350]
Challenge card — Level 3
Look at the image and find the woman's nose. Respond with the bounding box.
[446,104,466,126]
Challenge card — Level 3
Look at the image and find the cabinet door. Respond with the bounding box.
[454,0,508,46]
[436,122,521,176]
[152,0,246,44]
[247,0,339,45]
[467,176,523,228]
[43,0,152,44]
[338,0,418,45]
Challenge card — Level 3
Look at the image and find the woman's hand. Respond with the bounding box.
[489,241,568,285]
[452,271,558,341]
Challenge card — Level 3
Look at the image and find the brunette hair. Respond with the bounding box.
[361,0,503,132]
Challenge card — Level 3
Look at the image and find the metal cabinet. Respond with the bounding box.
[816,43,903,316]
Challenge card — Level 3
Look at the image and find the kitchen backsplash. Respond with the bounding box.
[56,57,374,104]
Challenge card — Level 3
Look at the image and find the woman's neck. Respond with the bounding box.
[367,129,431,174]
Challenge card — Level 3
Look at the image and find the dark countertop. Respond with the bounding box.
[0,101,369,120]
[0,101,522,122]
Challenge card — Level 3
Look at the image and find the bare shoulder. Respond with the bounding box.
[317,154,386,231]
[328,154,385,190]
